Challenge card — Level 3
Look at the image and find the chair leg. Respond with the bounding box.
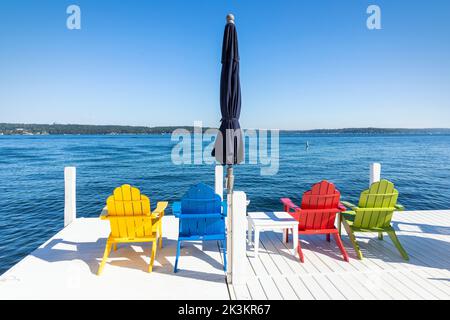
[342,220,363,259]
[333,233,349,262]
[297,238,305,263]
[326,234,331,242]
[174,240,181,273]
[149,240,157,273]
[222,240,227,272]
[387,230,409,260]
[338,213,342,236]
[159,223,163,249]
[113,243,118,251]
[97,242,112,275]
[378,232,383,240]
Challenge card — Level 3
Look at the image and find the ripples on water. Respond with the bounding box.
[1,134,450,274]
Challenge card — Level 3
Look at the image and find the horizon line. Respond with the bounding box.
[1,122,450,131]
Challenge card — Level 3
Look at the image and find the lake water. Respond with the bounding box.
[1,134,450,274]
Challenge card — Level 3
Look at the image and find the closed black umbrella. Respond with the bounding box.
[213,14,244,194]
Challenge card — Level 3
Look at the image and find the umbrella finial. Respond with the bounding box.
[226,13,235,24]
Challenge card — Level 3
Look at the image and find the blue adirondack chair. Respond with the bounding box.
[172,183,227,273]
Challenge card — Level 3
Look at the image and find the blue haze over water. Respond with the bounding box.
[0,134,450,274]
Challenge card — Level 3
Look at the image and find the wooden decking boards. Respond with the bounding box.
[0,216,229,300]
[0,211,449,300]
[231,210,450,300]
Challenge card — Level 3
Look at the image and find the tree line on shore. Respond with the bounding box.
[1,123,449,135]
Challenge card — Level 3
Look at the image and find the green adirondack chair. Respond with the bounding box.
[338,179,409,260]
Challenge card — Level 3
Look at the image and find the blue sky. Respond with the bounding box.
[0,0,449,129]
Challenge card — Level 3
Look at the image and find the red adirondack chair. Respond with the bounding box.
[281,180,349,263]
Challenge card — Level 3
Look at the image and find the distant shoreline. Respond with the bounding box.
[1,123,450,135]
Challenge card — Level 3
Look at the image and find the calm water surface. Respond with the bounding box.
[1,134,450,274]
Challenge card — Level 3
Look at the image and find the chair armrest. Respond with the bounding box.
[280,198,299,212]
[152,201,168,218]
[395,204,405,211]
[100,206,109,220]
[340,210,357,224]
[341,201,359,211]
[221,201,228,217]
[172,202,181,217]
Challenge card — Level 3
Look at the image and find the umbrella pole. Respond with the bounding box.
[226,165,234,283]
[227,165,234,194]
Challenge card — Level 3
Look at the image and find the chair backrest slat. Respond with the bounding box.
[106,184,153,238]
[353,180,399,229]
[180,183,224,237]
[297,181,341,230]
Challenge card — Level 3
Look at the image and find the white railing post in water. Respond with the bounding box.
[215,165,224,200]
[370,162,381,186]
[230,191,248,285]
[64,167,76,227]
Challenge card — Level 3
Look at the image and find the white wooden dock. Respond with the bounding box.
[0,210,449,300]
[232,210,450,300]
[0,216,229,300]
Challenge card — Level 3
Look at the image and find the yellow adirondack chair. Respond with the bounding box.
[97,184,168,275]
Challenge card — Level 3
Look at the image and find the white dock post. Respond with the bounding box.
[215,165,224,200]
[64,167,76,227]
[370,162,381,186]
[230,191,248,285]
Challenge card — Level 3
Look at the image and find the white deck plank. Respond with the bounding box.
[338,233,435,299]
[323,274,361,300]
[311,274,346,300]
[1,210,449,300]
[258,277,283,300]
[351,221,450,292]
[299,233,390,297]
[246,278,268,300]
[251,236,283,276]
[259,232,297,275]
[0,216,229,300]
[387,234,450,270]
[235,210,450,300]
[338,273,380,300]
[297,274,331,299]
[274,229,410,299]
[357,233,450,296]
[398,270,449,300]
[339,214,450,298]
[342,238,426,298]
[409,269,450,296]
[282,231,401,299]
[264,231,316,275]
[285,276,315,300]
[232,284,252,300]
[271,275,299,300]
[248,231,319,300]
